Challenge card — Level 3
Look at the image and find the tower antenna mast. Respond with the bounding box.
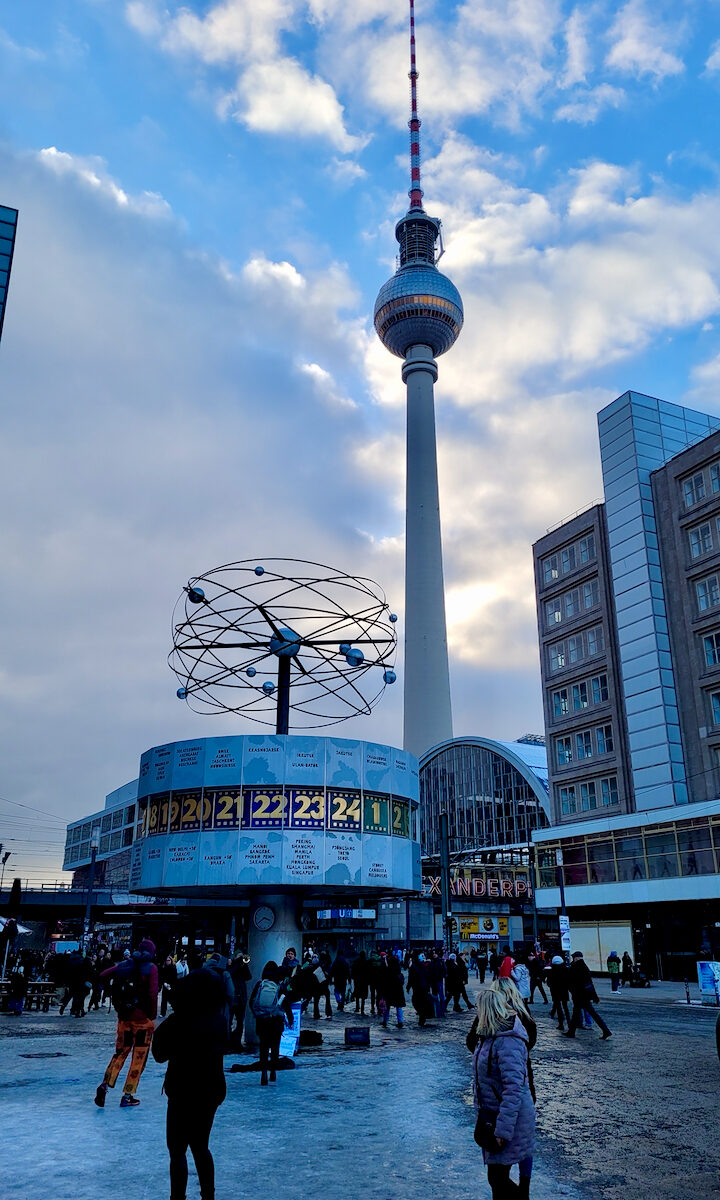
[408,0,423,211]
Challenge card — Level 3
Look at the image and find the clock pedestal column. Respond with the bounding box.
[244,893,299,1048]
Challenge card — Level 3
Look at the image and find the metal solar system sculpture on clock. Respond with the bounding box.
[170,558,398,735]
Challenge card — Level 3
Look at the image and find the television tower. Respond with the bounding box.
[374,0,463,759]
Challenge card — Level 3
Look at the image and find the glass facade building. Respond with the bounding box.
[598,393,720,809]
[0,204,18,345]
[419,737,550,856]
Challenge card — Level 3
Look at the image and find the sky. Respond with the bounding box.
[4,0,720,881]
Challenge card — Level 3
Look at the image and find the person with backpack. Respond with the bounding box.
[249,961,292,1086]
[94,937,159,1108]
[152,966,228,1200]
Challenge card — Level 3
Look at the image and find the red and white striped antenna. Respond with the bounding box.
[408,0,423,210]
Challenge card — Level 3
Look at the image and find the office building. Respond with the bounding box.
[533,391,720,977]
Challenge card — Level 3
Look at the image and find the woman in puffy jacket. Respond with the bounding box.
[473,987,536,1199]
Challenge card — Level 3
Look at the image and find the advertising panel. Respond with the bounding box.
[285,736,325,787]
[327,788,361,832]
[241,735,284,786]
[243,787,286,828]
[697,961,720,1005]
[197,830,240,886]
[325,738,362,789]
[165,834,200,887]
[361,833,393,888]
[363,742,393,794]
[324,831,362,885]
[287,787,325,829]
[283,829,324,885]
[171,740,205,791]
[236,831,283,886]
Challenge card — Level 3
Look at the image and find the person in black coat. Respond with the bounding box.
[229,954,252,1046]
[548,956,571,1029]
[376,953,406,1027]
[330,954,350,1012]
[407,953,432,1027]
[563,951,611,1040]
[152,967,228,1200]
[351,951,370,1015]
[428,949,447,1016]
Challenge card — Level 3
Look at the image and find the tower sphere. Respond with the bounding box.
[374,211,463,360]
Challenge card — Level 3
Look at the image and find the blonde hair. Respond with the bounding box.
[491,977,527,1021]
[476,986,514,1037]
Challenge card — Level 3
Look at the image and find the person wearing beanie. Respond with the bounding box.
[94,936,159,1108]
[548,955,571,1030]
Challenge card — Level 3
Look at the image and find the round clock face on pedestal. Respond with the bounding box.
[253,905,275,932]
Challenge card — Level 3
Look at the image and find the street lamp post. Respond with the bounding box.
[82,828,100,951]
[555,848,571,960]
[0,850,10,892]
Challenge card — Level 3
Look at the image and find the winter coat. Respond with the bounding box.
[428,956,447,987]
[376,958,406,1008]
[568,958,598,1004]
[100,949,159,1020]
[473,1018,536,1166]
[511,964,531,1000]
[151,971,227,1107]
[548,962,570,1002]
[351,954,370,999]
[331,957,350,990]
[229,959,252,1009]
[607,954,620,975]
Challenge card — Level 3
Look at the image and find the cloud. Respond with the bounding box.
[706,39,720,74]
[605,0,684,81]
[125,0,364,152]
[0,26,44,60]
[325,157,368,187]
[37,146,173,218]
[299,362,357,411]
[560,7,591,87]
[556,83,625,124]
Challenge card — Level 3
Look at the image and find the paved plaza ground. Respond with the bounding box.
[1,979,718,1200]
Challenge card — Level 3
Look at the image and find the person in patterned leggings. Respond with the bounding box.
[95,938,159,1108]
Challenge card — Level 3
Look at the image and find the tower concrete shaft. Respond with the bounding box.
[402,344,453,757]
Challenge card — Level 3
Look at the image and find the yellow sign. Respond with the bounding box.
[459,915,479,934]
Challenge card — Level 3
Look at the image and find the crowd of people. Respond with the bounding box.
[0,935,630,1198]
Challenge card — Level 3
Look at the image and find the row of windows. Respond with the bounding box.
[537,818,720,886]
[555,724,614,767]
[545,579,599,628]
[66,805,136,848]
[551,673,609,720]
[541,533,596,585]
[683,463,720,509]
[688,517,720,560]
[557,776,619,815]
[548,625,604,674]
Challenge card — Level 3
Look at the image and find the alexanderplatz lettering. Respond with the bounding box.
[423,874,532,901]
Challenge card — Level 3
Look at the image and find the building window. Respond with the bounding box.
[568,635,582,664]
[684,472,705,507]
[592,673,609,704]
[565,588,580,618]
[586,626,604,656]
[690,523,713,559]
[549,642,565,673]
[580,782,597,811]
[543,554,559,584]
[556,737,573,766]
[559,786,577,815]
[579,534,596,563]
[703,632,720,667]
[546,598,562,626]
[697,576,720,612]
[711,692,720,725]
[600,777,619,807]
[596,724,614,754]
[561,545,577,574]
[712,463,720,495]
[583,580,599,610]
[572,681,589,710]
[553,688,569,719]
[576,730,593,759]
